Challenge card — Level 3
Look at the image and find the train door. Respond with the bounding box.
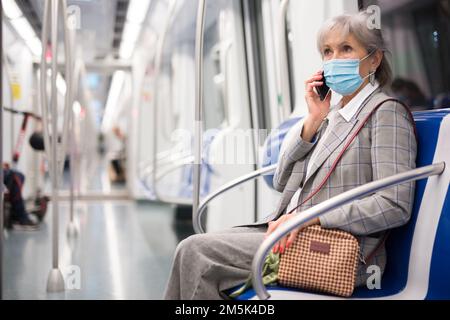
[201,0,258,231]
[133,0,197,205]
[241,0,291,223]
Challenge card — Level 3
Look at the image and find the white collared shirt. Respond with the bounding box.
[285,81,380,214]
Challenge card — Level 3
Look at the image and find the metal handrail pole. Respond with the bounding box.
[194,164,277,234]
[192,0,207,234]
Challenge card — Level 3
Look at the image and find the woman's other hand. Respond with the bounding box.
[265,214,320,254]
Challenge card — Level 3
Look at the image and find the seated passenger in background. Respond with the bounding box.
[391,77,428,111]
[164,12,417,300]
[3,163,39,231]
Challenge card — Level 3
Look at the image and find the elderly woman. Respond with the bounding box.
[164,12,417,300]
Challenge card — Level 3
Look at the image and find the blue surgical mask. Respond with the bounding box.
[323,52,375,96]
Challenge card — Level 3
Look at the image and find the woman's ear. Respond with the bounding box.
[372,50,383,71]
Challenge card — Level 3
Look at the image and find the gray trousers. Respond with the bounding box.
[163,225,385,300]
[163,226,267,300]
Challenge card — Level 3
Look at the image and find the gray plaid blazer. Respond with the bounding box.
[267,89,417,286]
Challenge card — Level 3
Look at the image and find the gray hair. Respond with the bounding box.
[317,12,393,88]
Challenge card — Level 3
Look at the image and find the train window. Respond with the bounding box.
[242,0,279,133]
[202,0,254,133]
[148,0,198,200]
[360,0,450,110]
[242,0,293,131]
[203,6,228,131]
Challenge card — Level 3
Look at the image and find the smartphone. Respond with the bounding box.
[316,72,330,101]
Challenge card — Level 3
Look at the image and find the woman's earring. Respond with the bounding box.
[369,70,376,85]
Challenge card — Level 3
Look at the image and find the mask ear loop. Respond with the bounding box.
[361,50,377,85]
[360,50,376,62]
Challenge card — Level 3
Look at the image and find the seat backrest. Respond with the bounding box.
[350,110,446,297]
[261,117,301,187]
[379,110,450,298]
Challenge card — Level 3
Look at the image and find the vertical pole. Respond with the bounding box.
[59,0,72,178]
[242,0,262,222]
[1,7,4,300]
[9,71,14,165]
[278,0,291,119]
[30,69,40,196]
[192,0,207,234]
[0,102,3,302]
[45,0,65,293]
[61,1,78,238]
[10,100,13,165]
[68,111,74,219]
[50,0,59,271]
[67,103,78,238]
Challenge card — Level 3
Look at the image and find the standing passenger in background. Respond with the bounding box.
[164,11,417,300]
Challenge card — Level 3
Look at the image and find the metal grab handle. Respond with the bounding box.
[50,0,60,272]
[140,153,194,180]
[192,0,207,234]
[140,156,195,205]
[141,156,194,182]
[59,0,74,177]
[278,0,291,119]
[65,24,78,238]
[194,164,277,234]
[40,0,51,167]
[251,162,446,300]
[66,59,86,199]
[40,0,73,176]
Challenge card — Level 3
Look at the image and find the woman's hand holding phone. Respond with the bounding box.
[302,70,332,142]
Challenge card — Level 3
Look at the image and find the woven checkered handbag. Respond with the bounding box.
[276,99,417,297]
[278,225,359,297]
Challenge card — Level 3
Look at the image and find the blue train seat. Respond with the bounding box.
[261,117,302,188]
[237,109,450,300]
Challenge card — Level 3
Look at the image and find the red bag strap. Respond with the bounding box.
[286,98,416,216]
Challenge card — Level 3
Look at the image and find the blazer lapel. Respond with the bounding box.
[303,114,359,184]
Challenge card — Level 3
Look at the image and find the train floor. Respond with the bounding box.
[3,199,195,300]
